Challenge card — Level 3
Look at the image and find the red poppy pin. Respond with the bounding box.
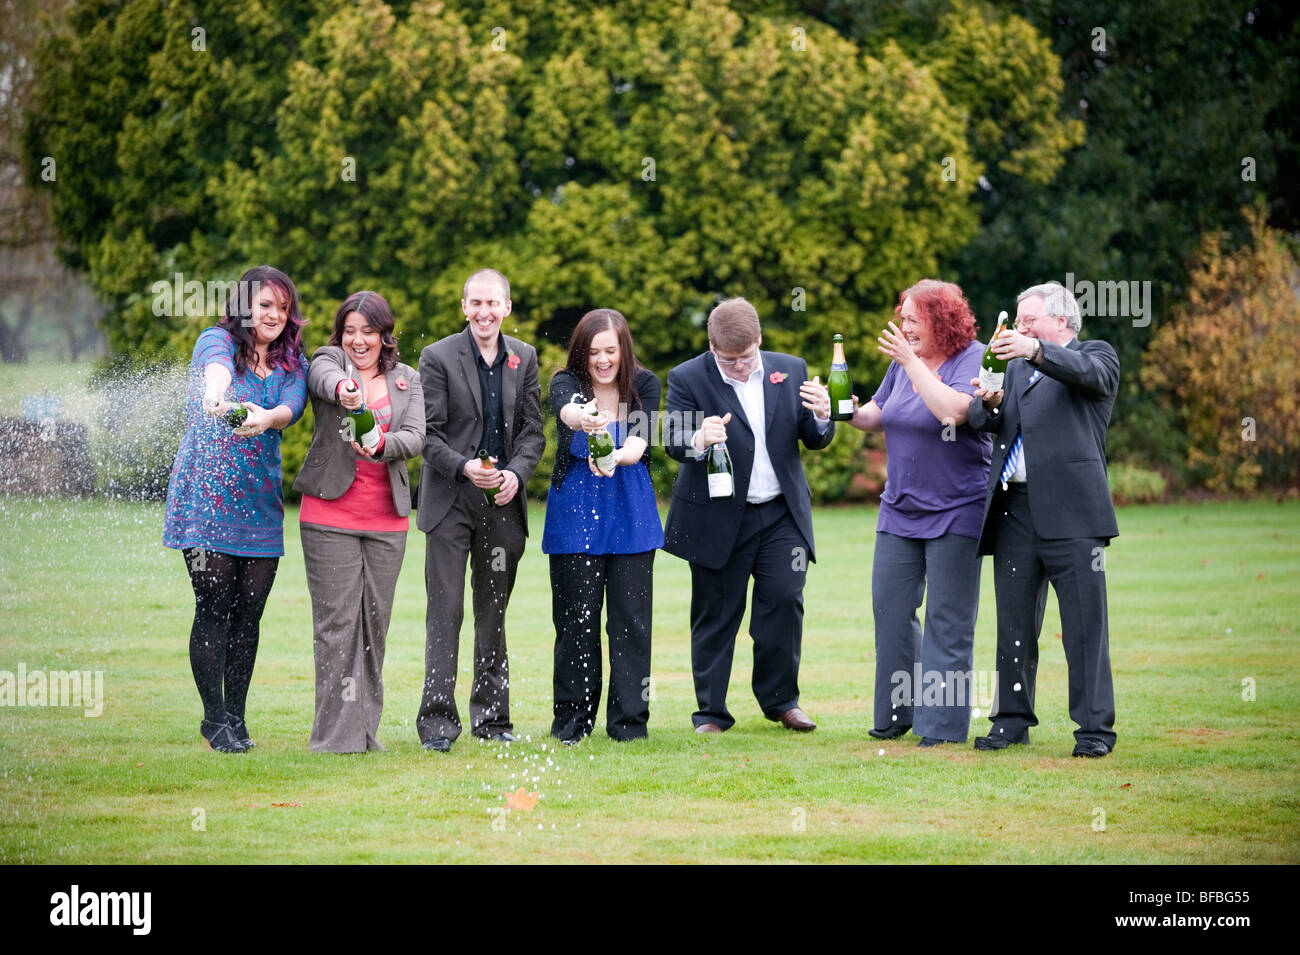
[769,371,788,384]
[395,377,409,391]
[507,352,520,370]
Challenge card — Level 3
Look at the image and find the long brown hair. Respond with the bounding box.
[329,290,399,373]
[554,308,643,409]
[217,265,307,375]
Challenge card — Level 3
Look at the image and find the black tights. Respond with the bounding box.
[183,548,279,725]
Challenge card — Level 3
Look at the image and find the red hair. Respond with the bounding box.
[895,279,977,360]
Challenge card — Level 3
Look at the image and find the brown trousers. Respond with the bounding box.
[300,522,407,753]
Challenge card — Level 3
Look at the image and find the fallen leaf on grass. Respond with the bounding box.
[505,788,538,812]
[270,802,301,808]
[1119,783,1131,788]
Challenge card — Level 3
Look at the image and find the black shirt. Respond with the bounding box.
[469,324,508,467]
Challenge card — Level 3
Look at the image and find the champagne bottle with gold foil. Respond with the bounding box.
[828,334,853,421]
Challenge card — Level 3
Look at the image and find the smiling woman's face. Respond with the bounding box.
[588,328,621,387]
[341,311,382,372]
[898,295,931,359]
[249,282,290,346]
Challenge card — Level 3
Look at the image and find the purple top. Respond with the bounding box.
[872,340,991,540]
[162,327,307,557]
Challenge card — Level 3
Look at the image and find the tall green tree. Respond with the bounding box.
[26,0,1080,372]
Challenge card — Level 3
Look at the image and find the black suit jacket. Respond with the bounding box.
[662,351,833,570]
[967,337,1120,556]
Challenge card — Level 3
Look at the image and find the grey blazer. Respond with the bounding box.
[416,330,545,534]
[293,346,425,517]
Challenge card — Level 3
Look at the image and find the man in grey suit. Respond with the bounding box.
[967,281,1119,758]
[415,269,544,752]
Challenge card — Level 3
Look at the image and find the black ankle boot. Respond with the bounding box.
[228,716,255,749]
[201,719,248,753]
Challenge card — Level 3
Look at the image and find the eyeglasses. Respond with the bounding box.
[713,347,759,370]
[1015,314,1049,330]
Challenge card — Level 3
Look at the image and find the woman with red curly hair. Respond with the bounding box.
[849,279,992,747]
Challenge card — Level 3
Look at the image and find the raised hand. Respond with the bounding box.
[800,375,831,419]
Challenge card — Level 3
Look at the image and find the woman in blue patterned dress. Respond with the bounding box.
[543,309,664,743]
[163,266,308,753]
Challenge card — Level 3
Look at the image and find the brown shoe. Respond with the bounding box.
[694,722,724,734]
[778,708,817,732]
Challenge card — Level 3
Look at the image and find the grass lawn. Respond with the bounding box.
[0,495,1297,863]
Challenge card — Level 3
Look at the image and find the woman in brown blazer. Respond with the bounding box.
[294,291,424,752]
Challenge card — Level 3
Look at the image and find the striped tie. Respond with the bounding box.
[1000,370,1041,489]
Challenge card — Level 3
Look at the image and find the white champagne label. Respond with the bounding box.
[979,367,1004,392]
[360,425,383,451]
[837,398,854,415]
[595,452,617,472]
[708,473,733,498]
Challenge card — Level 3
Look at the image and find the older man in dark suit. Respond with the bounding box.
[967,281,1119,758]
[663,297,834,734]
[415,269,544,752]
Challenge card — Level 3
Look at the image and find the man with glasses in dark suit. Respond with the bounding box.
[967,281,1120,758]
[663,297,834,735]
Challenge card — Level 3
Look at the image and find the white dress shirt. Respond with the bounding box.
[714,355,783,504]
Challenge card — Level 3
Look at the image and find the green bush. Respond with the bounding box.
[801,424,887,504]
[1108,462,1169,505]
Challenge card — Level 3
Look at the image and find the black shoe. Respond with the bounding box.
[917,737,947,747]
[228,717,255,749]
[868,723,912,740]
[974,727,1029,751]
[200,720,248,753]
[422,737,452,752]
[1072,739,1111,758]
[477,731,518,743]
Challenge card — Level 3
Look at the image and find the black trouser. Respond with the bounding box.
[688,497,805,730]
[417,489,526,743]
[182,548,279,727]
[549,551,655,741]
[988,485,1116,747]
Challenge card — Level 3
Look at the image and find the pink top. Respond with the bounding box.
[300,394,408,532]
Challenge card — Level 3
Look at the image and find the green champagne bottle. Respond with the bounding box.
[707,441,735,499]
[828,334,853,421]
[477,449,499,504]
[979,311,1010,392]
[341,379,383,451]
[224,402,248,428]
[587,407,617,473]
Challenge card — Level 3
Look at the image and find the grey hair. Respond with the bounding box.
[1017,281,1081,332]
